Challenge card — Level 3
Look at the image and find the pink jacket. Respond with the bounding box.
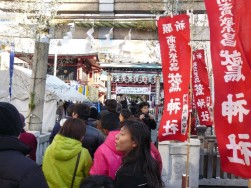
[90,131,123,179]
[150,142,163,172]
[90,131,162,179]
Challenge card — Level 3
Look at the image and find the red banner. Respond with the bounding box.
[192,50,212,126]
[205,0,251,178]
[157,14,191,142]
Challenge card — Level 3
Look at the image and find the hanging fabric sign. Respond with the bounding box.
[157,14,191,142]
[205,0,251,178]
[192,49,212,126]
[116,86,151,95]
[9,43,15,100]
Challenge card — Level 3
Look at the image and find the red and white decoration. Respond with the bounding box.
[157,14,191,142]
[205,0,251,178]
[192,50,212,126]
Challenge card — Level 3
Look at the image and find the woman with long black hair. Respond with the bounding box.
[115,120,163,188]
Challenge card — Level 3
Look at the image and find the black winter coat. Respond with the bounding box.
[115,164,147,188]
[136,113,157,133]
[49,121,61,143]
[81,122,105,159]
[0,136,48,188]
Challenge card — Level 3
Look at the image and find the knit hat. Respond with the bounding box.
[0,102,23,136]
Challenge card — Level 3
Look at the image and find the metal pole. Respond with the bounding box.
[53,51,57,76]
[185,43,193,188]
[107,72,111,99]
[248,180,251,188]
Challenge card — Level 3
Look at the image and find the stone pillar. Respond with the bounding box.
[106,72,111,99]
[28,34,49,132]
[196,125,207,179]
[159,139,200,188]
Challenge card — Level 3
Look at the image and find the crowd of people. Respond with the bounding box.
[0,99,163,188]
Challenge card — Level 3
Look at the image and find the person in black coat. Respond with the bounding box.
[72,103,104,158]
[135,102,157,134]
[87,106,99,128]
[49,103,74,143]
[0,102,48,188]
[98,99,119,120]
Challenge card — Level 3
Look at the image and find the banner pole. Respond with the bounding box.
[185,100,192,188]
[248,179,251,188]
[185,40,193,188]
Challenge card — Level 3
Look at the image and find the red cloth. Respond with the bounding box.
[150,143,162,172]
[19,132,37,161]
[192,50,212,126]
[190,116,197,136]
[205,0,251,178]
[157,14,191,142]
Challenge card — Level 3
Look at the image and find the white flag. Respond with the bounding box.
[86,27,94,40]
[104,27,113,41]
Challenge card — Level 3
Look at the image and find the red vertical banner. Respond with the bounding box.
[157,14,191,142]
[205,0,251,178]
[192,50,212,126]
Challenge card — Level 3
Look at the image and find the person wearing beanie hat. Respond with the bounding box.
[0,102,48,188]
[0,102,23,136]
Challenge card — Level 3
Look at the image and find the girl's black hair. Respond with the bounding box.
[138,101,150,111]
[135,101,150,116]
[121,120,163,188]
[120,109,131,120]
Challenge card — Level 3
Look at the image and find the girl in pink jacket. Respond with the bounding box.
[90,131,162,179]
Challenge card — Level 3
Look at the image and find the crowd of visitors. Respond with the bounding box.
[0,99,162,188]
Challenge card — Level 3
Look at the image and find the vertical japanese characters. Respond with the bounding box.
[192,50,212,126]
[157,14,191,142]
[205,0,251,178]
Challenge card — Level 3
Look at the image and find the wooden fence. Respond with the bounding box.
[196,126,248,187]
